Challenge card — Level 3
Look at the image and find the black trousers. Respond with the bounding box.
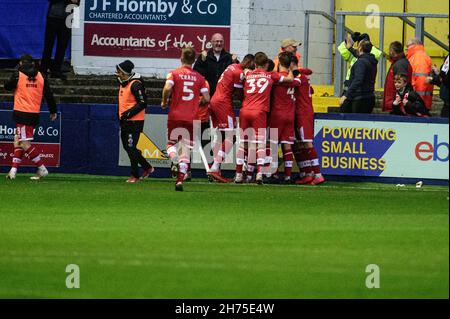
[120,126,151,178]
[341,97,375,114]
[41,17,71,73]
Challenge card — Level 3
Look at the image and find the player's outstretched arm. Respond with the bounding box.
[282,70,295,83]
[161,82,173,109]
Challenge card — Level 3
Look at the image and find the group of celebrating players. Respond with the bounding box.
[160,47,324,191]
[4,42,324,191]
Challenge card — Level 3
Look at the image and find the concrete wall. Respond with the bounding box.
[248,0,334,84]
[72,0,334,84]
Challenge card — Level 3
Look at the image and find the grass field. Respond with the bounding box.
[0,174,448,299]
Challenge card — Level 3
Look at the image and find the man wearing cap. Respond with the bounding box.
[338,32,383,94]
[273,38,302,72]
[116,60,154,183]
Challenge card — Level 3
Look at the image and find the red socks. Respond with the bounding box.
[25,147,43,167]
[283,150,294,178]
[12,147,24,168]
[307,147,321,176]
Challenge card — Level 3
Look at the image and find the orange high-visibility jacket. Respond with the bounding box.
[14,71,44,114]
[119,80,145,121]
[407,45,434,109]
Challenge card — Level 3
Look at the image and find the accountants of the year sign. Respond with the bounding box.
[85,0,231,26]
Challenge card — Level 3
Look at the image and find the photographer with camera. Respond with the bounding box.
[338,32,383,95]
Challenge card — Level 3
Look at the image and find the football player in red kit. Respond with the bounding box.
[293,61,325,186]
[161,47,210,191]
[267,52,302,183]
[208,54,255,183]
[235,52,294,185]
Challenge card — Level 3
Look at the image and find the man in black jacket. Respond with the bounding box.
[194,33,237,97]
[116,60,154,183]
[40,0,80,80]
[340,41,378,114]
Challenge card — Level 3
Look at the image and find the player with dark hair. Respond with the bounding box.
[235,52,294,184]
[162,47,210,191]
[4,54,57,180]
[208,54,255,183]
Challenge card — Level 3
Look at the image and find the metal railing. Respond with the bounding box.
[334,11,449,97]
[302,10,449,97]
[303,10,354,69]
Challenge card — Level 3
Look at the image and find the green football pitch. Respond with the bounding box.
[0,174,448,299]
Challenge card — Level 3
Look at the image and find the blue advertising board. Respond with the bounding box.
[84,0,231,25]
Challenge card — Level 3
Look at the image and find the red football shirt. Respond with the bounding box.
[271,71,301,115]
[242,69,285,113]
[295,74,314,114]
[166,66,209,122]
[211,63,245,107]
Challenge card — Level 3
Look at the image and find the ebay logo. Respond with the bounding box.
[415,135,449,162]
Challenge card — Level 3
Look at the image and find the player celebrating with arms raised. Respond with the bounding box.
[4,54,57,180]
[162,47,210,191]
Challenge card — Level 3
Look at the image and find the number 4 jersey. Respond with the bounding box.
[165,66,209,122]
[242,69,286,113]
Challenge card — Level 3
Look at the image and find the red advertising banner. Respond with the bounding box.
[0,143,61,167]
[84,23,231,58]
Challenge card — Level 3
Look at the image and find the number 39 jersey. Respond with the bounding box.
[242,69,285,113]
[166,66,209,122]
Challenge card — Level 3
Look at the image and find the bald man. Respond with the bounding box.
[194,33,237,97]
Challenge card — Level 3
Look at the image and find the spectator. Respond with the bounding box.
[406,38,434,110]
[338,32,383,94]
[193,33,237,169]
[383,41,413,112]
[273,38,302,71]
[391,74,430,117]
[427,52,449,118]
[193,33,237,97]
[40,0,80,80]
[339,41,378,114]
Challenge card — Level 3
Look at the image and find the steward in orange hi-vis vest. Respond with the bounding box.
[116,60,154,182]
[3,54,57,181]
[119,79,145,121]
